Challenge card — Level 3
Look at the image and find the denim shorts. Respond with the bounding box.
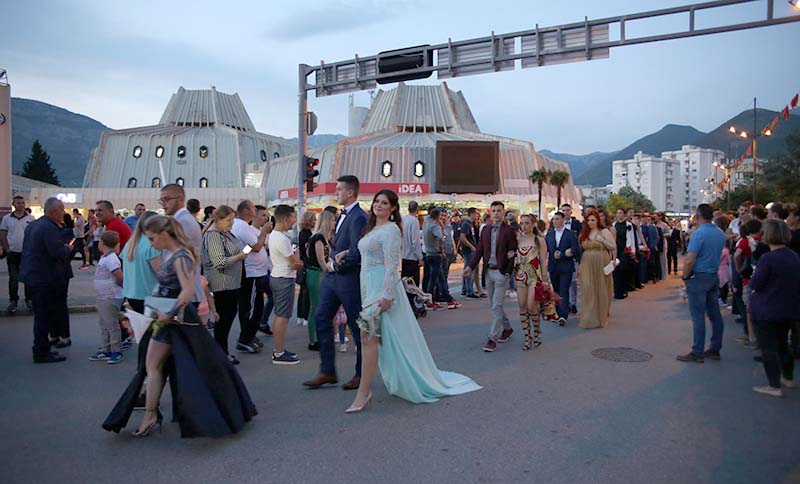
[270,276,296,318]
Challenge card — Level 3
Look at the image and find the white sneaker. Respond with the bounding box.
[339,343,348,353]
[752,385,783,397]
[781,378,796,389]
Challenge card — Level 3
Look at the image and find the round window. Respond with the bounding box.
[260,150,267,162]
[155,146,165,158]
[177,146,186,158]
[199,146,209,158]
[132,146,142,158]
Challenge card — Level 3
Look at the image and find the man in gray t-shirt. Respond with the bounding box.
[423,209,454,307]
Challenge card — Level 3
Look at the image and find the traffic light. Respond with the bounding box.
[377,45,433,85]
[304,155,319,192]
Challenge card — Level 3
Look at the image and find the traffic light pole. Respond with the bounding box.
[297,63,309,217]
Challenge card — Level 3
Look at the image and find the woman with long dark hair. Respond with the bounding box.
[296,211,316,329]
[346,189,481,413]
[578,210,616,329]
[103,215,256,437]
[306,210,336,351]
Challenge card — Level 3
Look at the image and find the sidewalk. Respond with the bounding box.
[0,260,98,316]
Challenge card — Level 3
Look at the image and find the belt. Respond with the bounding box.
[488,265,499,270]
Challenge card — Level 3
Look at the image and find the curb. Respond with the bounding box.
[1,304,97,317]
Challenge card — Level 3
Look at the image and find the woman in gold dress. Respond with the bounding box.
[578,210,616,329]
[514,215,557,349]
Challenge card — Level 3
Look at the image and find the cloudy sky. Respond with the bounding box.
[4,0,799,153]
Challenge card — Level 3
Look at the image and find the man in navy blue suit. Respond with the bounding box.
[562,204,582,314]
[546,211,581,326]
[303,176,367,390]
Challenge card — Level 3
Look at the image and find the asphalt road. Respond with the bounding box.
[1,274,798,484]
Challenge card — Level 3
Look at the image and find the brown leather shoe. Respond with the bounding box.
[341,376,361,390]
[302,374,338,388]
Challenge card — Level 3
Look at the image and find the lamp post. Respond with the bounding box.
[728,97,772,204]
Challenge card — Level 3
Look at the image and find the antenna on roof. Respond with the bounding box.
[0,69,8,86]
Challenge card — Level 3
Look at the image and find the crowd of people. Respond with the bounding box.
[2,175,797,439]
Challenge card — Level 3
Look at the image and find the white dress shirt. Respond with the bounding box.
[555,227,565,247]
[335,201,359,234]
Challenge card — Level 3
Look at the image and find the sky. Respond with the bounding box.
[3,0,800,154]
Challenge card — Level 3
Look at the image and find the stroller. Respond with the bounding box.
[402,277,432,319]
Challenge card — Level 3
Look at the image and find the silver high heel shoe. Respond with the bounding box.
[345,392,372,414]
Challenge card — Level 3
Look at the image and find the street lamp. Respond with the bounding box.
[791,0,800,10]
[728,97,772,204]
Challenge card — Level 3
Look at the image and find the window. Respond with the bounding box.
[260,150,267,162]
[381,160,392,178]
[176,177,184,187]
[132,146,142,158]
[273,152,280,159]
[199,177,208,188]
[127,177,137,188]
[414,160,425,178]
[155,146,165,158]
[199,146,209,158]
[151,177,161,188]
[177,146,186,158]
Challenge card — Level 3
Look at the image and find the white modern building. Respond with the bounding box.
[83,86,294,191]
[612,151,683,212]
[264,82,580,213]
[661,145,726,210]
[612,145,725,212]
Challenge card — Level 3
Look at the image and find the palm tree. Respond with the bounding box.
[549,169,571,209]
[529,169,550,218]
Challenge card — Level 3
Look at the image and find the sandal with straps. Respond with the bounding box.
[533,315,542,348]
[520,313,532,350]
[132,408,163,438]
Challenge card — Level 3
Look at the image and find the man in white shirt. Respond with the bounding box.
[268,205,303,365]
[0,196,35,312]
[232,200,272,354]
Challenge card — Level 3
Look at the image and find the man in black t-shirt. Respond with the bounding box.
[459,208,483,298]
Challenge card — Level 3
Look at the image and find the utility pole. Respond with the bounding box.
[752,97,758,204]
[297,64,309,216]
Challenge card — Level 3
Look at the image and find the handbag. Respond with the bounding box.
[296,267,307,285]
[534,281,552,302]
[603,258,619,276]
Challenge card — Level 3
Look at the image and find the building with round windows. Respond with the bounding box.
[264,82,579,215]
[83,86,294,190]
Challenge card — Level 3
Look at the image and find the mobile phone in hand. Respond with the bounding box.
[242,245,253,255]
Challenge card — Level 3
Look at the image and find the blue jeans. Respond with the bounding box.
[460,250,475,296]
[686,273,724,355]
[425,255,446,303]
[259,271,275,327]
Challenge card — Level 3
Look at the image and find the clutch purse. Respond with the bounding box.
[603,259,619,276]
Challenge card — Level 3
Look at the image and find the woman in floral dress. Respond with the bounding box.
[514,214,557,350]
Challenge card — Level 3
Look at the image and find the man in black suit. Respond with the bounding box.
[303,175,366,390]
[545,211,581,326]
[561,204,582,314]
[612,208,634,299]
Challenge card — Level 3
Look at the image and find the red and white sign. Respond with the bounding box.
[278,182,430,199]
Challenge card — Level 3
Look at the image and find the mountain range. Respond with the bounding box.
[554,109,800,187]
[9,98,800,188]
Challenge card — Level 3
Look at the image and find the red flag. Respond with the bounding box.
[791,94,799,109]
[744,145,753,157]
[782,106,790,120]
[761,124,771,136]
[770,116,779,130]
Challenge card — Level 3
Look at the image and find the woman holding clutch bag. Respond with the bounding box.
[103,215,256,438]
[578,210,616,329]
[347,190,481,413]
[514,214,556,350]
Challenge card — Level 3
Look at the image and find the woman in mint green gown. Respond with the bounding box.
[346,190,481,412]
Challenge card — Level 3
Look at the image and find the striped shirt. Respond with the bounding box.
[201,230,243,292]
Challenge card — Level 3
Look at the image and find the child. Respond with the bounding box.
[89,231,125,364]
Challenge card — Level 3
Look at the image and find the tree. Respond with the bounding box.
[616,186,656,212]
[605,193,630,215]
[715,184,778,211]
[549,169,571,209]
[762,129,800,203]
[528,169,549,219]
[20,140,59,185]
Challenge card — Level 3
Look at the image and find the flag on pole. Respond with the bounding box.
[782,106,790,120]
[791,94,799,109]
[744,145,753,157]
[770,116,779,130]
